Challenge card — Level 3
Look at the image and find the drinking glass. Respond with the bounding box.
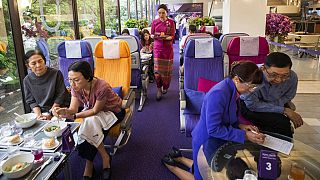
[0,123,12,137]
[7,145,20,157]
[288,163,305,180]
[11,122,23,135]
[243,170,258,180]
[32,148,44,163]
[23,130,35,147]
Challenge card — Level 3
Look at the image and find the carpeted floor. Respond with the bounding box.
[58,41,192,180]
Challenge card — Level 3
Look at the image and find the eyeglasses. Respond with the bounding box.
[67,78,82,84]
[236,74,259,91]
[265,68,290,80]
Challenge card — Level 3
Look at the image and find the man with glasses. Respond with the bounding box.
[240,52,303,138]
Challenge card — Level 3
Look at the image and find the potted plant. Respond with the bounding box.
[265,13,292,52]
[125,19,138,28]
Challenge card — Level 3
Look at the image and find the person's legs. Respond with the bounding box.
[240,100,293,138]
[83,160,94,177]
[77,141,98,177]
[175,157,193,168]
[97,142,111,169]
[163,164,194,180]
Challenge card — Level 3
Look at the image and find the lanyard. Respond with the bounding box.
[82,82,92,111]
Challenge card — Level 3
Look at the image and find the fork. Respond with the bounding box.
[26,156,53,180]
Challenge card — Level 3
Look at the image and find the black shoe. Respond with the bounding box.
[102,168,111,180]
[168,147,182,158]
[161,155,178,166]
[82,176,91,180]
[82,166,95,180]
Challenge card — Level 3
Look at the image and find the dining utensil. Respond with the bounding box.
[26,156,53,180]
[14,113,28,122]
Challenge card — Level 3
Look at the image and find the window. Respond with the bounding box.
[78,0,101,38]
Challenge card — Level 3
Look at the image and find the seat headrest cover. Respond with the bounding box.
[94,40,130,58]
[65,41,82,58]
[185,38,223,58]
[239,36,259,56]
[227,36,269,56]
[115,35,139,53]
[128,28,139,37]
[205,26,214,33]
[57,40,92,58]
[103,40,120,59]
[195,38,214,58]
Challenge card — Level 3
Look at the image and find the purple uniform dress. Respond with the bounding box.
[151,18,175,90]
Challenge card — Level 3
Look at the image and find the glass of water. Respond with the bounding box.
[0,123,12,137]
[23,130,35,147]
[243,170,258,180]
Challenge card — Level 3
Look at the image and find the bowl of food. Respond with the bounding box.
[14,113,37,128]
[43,121,67,137]
[2,153,34,179]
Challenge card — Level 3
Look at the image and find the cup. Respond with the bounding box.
[7,145,20,157]
[32,148,43,163]
[0,123,12,137]
[23,130,35,147]
[243,170,258,180]
[288,163,305,180]
[11,122,23,135]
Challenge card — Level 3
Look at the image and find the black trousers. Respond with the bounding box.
[77,109,126,161]
[240,100,293,138]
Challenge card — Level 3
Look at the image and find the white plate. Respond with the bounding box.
[0,135,24,146]
[41,139,59,150]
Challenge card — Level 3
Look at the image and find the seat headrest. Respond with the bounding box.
[115,35,140,53]
[94,40,130,58]
[127,28,139,37]
[195,38,214,58]
[184,38,223,58]
[227,36,269,56]
[57,40,93,58]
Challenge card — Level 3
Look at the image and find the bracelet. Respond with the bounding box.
[73,114,77,120]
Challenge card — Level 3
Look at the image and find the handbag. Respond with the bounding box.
[61,124,75,153]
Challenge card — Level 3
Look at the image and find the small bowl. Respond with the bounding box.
[43,121,67,137]
[2,153,34,179]
[14,113,37,128]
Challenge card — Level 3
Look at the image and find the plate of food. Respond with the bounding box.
[5,134,23,145]
[43,121,67,137]
[14,113,37,128]
[42,138,59,150]
[2,153,34,179]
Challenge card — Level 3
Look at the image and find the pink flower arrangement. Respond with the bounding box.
[265,13,292,39]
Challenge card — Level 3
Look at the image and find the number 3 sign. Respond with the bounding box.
[258,150,278,179]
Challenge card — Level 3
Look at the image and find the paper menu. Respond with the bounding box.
[261,134,293,155]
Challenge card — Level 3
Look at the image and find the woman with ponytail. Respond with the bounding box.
[162,61,266,180]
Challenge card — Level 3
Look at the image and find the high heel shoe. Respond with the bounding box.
[168,146,182,159]
[102,156,111,180]
[156,89,162,101]
[161,155,178,167]
[82,166,95,180]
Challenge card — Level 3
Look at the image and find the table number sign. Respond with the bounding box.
[258,150,278,180]
[62,124,75,153]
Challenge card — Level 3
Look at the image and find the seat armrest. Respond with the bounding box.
[180,89,186,110]
[122,89,135,109]
[120,109,133,129]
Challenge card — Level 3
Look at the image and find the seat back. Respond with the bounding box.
[36,38,51,67]
[114,35,141,69]
[127,28,140,38]
[184,38,224,91]
[82,36,108,53]
[94,40,131,97]
[182,33,212,50]
[57,40,94,87]
[227,36,269,66]
[205,26,219,34]
[219,33,249,53]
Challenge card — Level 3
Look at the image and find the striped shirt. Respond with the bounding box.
[71,78,122,113]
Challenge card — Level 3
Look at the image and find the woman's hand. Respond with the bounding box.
[165,36,172,41]
[36,113,52,120]
[53,107,72,119]
[239,124,266,144]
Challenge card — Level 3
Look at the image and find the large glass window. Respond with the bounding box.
[0,0,24,123]
[18,0,75,69]
[137,0,141,19]
[77,0,101,38]
[130,0,136,19]
[120,0,129,31]
[104,0,119,36]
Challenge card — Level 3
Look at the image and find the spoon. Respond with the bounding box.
[14,113,27,122]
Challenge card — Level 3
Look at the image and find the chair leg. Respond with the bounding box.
[109,130,126,155]
[138,90,147,112]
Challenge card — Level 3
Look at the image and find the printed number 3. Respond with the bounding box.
[266,162,272,170]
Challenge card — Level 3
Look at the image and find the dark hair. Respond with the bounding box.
[121,29,130,35]
[140,29,153,46]
[68,61,93,82]
[24,50,46,64]
[157,4,168,12]
[265,52,292,69]
[226,157,249,180]
[189,25,196,33]
[230,61,263,84]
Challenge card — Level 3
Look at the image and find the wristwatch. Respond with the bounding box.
[73,114,77,120]
[49,109,53,116]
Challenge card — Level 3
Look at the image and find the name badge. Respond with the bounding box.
[258,150,278,180]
